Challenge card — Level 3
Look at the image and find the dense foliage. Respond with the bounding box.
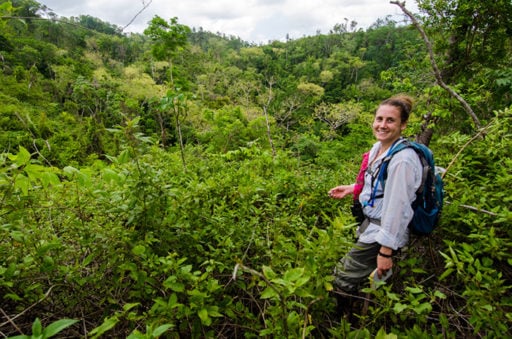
[1,0,511,337]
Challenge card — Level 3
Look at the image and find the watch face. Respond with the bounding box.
[369,268,393,289]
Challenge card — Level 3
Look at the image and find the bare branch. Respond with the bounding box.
[122,0,153,32]
[445,201,499,217]
[442,119,493,178]
[0,285,57,328]
[260,78,277,158]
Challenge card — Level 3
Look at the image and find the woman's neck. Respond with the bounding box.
[378,138,401,156]
[382,137,401,149]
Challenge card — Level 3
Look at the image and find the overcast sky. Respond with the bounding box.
[37,0,418,43]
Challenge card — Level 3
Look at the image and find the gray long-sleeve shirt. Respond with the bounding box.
[358,139,423,250]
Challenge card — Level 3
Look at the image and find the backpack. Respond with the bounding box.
[374,140,444,235]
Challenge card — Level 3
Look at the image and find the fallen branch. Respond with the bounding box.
[0,308,22,335]
[0,285,57,329]
[444,201,498,217]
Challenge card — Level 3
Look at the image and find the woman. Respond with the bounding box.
[328,95,423,293]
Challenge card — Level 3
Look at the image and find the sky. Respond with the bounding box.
[37,0,419,44]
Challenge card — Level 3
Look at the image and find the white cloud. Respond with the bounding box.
[38,0,418,43]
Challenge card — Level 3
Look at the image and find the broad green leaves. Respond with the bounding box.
[8,318,78,339]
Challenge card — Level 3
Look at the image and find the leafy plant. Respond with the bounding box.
[7,318,78,339]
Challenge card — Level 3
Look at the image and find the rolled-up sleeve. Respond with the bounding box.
[375,149,422,249]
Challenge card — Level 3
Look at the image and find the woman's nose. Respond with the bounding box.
[377,120,386,128]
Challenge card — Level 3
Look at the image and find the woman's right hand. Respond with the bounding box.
[328,184,355,199]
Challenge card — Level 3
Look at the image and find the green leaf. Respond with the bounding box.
[295,276,310,287]
[89,316,119,338]
[123,303,140,312]
[295,289,314,298]
[405,286,423,294]
[286,311,300,327]
[32,318,43,336]
[63,166,79,177]
[10,231,25,243]
[40,171,61,188]
[152,324,173,337]
[164,279,185,292]
[387,292,400,301]
[43,319,79,338]
[260,287,279,299]
[102,168,123,184]
[126,331,144,339]
[14,174,30,196]
[413,302,432,314]
[475,270,482,282]
[117,150,131,164]
[198,308,211,325]
[206,305,222,317]
[375,327,398,339]
[434,290,447,299]
[5,293,22,301]
[82,253,95,266]
[393,303,408,314]
[481,304,493,311]
[283,267,304,282]
[168,293,180,308]
[132,245,146,256]
[271,278,287,286]
[11,146,31,167]
[439,268,454,281]
[262,265,277,279]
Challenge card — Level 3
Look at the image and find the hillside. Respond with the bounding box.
[1,0,511,337]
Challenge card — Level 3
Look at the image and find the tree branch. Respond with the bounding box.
[444,201,498,217]
[442,119,492,178]
[122,0,153,32]
[0,285,57,329]
[390,1,482,130]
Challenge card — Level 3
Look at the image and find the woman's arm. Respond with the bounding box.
[328,184,355,199]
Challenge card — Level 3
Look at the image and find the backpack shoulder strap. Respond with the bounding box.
[379,139,412,182]
[367,139,410,206]
[382,140,433,195]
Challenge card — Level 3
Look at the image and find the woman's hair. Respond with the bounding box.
[379,95,414,122]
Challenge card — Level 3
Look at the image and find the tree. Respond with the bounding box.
[413,0,512,117]
[313,101,361,139]
[159,88,190,169]
[392,0,481,134]
[418,0,512,81]
[144,16,191,86]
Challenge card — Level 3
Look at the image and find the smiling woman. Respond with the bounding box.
[328,94,423,313]
[372,102,408,151]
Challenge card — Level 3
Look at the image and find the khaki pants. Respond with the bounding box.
[333,241,381,292]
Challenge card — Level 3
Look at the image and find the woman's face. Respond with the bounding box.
[372,104,406,147]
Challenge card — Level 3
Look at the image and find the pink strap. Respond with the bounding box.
[353,152,369,200]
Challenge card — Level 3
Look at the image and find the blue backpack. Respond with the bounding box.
[375,140,444,235]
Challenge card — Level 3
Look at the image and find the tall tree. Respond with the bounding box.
[144,16,190,86]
